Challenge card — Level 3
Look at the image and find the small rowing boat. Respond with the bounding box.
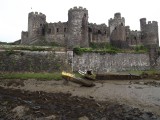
[62,71,95,87]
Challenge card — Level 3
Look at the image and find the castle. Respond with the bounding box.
[21,6,159,49]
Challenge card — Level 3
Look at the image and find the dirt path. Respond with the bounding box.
[0,79,160,119]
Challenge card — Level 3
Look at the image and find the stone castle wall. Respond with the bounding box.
[127,30,142,46]
[110,25,127,48]
[44,22,67,46]
[21,31,28,44]
[88,23,110,43]
[0,50,160,73]
[73,53,151,73]
[157,56,160,69]
[0,51,67,72]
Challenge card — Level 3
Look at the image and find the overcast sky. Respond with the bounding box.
[1,0,160,44]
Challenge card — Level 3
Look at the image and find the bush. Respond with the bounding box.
[134,45,148,53]
[90,43,112,49]
[73,47,92,55]
[73,47,118,55]
[5,50,16,56]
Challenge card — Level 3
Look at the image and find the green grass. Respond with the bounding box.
[0,72,62,80]
[0,45,65,51]
[73,47,119,55]
[73,44,149,55]
[125,70,160,75]
[73,43,123,55]
[141,70,160,76]
[133,45,148,53]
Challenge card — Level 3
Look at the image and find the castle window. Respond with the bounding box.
[104,31,106,34]
[121,23,123,26]
[98,30,101,34]
[40,24,42,27]
[141,35,144,39]
[48,28,51,34]
[84,13,86,17]
[57,28,59,33]
[88,28,92,32]
[64,28,66,32]
[42,28,45,35]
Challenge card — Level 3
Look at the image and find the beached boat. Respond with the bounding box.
[62,71,95,87]
[78,70,96,80]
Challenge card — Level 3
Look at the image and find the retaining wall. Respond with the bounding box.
[73,53,151,73]
[0,51,67,72]
[0,51,158,73]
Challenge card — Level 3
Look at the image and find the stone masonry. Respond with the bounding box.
[0,51,157,73]
[21,6,159,49]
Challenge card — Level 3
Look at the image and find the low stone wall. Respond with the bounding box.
[0,50,158,73]
[73,53,151,73]
[156,56,160,69]
[0,51,67,72]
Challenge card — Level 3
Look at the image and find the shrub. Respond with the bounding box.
[134,45,148,53]
[73,47,117,55]
[5,50,16,56]
[90,42,112,49]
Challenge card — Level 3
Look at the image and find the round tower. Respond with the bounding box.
[109,12,125,35]
[28,12,46,39]
[67,6,89,49]
[114,13,121,19]
[140,18,146,31]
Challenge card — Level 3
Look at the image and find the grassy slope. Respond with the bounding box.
[0,72,62,80]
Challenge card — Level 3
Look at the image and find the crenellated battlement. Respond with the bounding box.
[69,6,87,12]
[125,26,130,29]
[29,12,46,19]
[140,18,158,29]
[89,23,108,29]
[47,22,67,26]
[114,13,121,18]
[109,13,125,23]
[140,18,146,22]
[147,21,158,26]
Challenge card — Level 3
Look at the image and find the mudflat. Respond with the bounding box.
[0,79,160,120]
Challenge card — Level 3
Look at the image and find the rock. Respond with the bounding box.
[101,117,106,120]
[78,116,89,120]
[37,115,57,120]
[45,115,57,119]
[11,105,29,118]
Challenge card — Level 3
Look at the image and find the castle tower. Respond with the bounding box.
[109,13,127,48]
[140,18,146,31]
[67,6,89,49]
[140,18,159,46]
[109,12,125,35]
[28,12,46,40]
